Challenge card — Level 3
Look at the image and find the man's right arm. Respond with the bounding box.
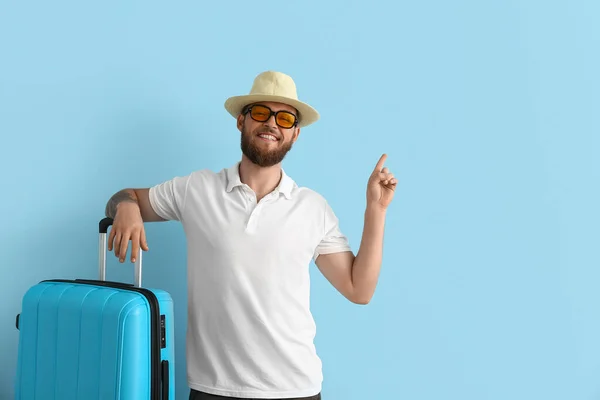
[104,188,165,263]
[105,188,165,222]
[105,175,189,263]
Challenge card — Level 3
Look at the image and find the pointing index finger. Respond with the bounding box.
[375,153,387,172]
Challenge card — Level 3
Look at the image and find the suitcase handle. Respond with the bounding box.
[99,217,142,287]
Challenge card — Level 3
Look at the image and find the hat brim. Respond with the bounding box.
[224,94,320,128]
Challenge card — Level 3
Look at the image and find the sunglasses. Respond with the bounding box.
[243,104,298,129]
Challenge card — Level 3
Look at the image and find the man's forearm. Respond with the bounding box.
[105,189,139,218]
[351,205,387,303]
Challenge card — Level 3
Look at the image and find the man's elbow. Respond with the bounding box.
[349,293,373,305]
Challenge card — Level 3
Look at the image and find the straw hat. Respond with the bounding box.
[224,71,320,127]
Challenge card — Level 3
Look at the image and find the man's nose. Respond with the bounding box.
[264,113,278,128]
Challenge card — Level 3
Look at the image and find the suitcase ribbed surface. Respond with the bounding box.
[15,281,153,399]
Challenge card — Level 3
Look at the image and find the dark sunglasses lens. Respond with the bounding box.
[276,112,296,128]
[250,105,271,121]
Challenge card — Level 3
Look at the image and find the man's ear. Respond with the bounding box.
[292,127,301,143]
[237,114,245,131]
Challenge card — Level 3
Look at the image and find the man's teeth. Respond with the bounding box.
[259,134,277,141]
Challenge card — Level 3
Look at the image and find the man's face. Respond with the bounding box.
[238,101,300,167]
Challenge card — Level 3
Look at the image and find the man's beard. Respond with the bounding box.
[240,126,294,167]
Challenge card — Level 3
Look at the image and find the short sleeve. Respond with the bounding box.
[313,200,352,261]
[148,175,190,221]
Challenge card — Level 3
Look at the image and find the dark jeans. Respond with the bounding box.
[189,389,321,400]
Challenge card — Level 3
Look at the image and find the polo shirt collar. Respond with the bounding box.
[226,162,294,199]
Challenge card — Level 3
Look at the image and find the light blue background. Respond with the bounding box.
[1,1,598,399]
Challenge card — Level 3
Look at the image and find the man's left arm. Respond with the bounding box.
[316,154,397,305]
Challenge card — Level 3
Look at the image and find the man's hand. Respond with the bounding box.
[367,154,397,210]
[107,202,149,263]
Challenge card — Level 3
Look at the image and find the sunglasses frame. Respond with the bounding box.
[243,104,299,129]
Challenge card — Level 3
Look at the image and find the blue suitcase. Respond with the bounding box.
[14,217,175,400]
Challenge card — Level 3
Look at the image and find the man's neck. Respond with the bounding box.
[239,156,282,201]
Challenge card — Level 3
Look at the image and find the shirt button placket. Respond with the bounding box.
[243,187,258,233]
[246,205,261,233]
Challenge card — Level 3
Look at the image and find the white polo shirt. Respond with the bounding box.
[148,162,352,399]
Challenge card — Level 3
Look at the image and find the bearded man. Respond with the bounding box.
[104,71,397,399]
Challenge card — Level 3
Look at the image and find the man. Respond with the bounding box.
[104,71,397,399]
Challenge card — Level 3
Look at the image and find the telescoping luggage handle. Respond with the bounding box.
[99,217,170,400]
[99,217,142,287]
